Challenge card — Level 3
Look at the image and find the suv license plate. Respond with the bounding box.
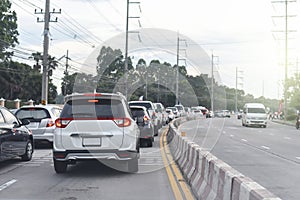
[82,138,102,147]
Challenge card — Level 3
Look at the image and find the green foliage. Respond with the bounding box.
[0,0,18,61]
[0,61,57,103]
[61,46,280,110]
[286,73,300,111]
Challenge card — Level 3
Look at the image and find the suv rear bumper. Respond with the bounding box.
[53,150,139,162]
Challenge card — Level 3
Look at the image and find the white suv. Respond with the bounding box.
[53,93,140,173]
[128,101,159,136]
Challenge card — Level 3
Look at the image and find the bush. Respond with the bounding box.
[286,114,297,121]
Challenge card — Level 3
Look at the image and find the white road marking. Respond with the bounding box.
[296,157,300,160]
[284,137,291,140]
[261,146,270,150]
[269,133,274,136]
[230,134,234,137]
[241,139,247,142]
[0,179,17,192]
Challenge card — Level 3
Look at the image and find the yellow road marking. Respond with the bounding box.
[160,129,183,200]
[160,128,195,200]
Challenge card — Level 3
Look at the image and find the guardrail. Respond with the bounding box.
[167,117,281,200]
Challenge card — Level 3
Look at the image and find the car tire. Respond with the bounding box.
[54,159,67,173]
[154,126,159,136]
[127,158,138,173]
[21,140,33,161]
[296,123,299,129]
[147,139,153,147]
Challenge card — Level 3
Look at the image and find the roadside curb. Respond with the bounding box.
[271,119,294,127]
[167,117,282,200]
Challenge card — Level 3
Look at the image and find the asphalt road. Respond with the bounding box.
[179,116,300,200]
[0,128,181,200]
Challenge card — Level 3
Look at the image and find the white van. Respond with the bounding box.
[242,103,267,128]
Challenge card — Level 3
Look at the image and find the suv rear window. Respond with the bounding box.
[16,108,50,122]
[61,99,126,118]
[130,108,145,118]
[129,102,152,110]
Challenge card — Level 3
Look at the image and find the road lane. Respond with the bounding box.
[0,128,183,200]
[179,117,300,200]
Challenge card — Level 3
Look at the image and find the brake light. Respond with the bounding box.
[113,118,131,127]
[46,119,55,127]
[143,115,150,121]
[55,118,72,128]
[88,99,99,103]
[55,117,131,128]
[84,93,102,96]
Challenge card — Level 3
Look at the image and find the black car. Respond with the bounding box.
[0,106,33,162]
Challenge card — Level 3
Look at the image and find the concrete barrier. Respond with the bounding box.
[167,118,281,200]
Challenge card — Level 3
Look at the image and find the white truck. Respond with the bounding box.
[242,103,267,128]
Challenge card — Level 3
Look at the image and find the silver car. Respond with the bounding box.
[15,105,62,144]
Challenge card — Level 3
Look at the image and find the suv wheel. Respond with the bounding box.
[147,139,153,147]
[154,126,159,136]
[21,141,33,161]
[54,159,67,173]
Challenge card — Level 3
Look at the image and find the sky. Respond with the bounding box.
[10,0,300,99]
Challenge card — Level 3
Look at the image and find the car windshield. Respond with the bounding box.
[61,99,125,118]
[16,108,50,122]
[248,108,265,114]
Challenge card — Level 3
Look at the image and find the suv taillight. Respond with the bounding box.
[55,118,131,128]
[143,115,150,121]
[55,118,72,128]
[46,119,55,127]
[113,118,131,127]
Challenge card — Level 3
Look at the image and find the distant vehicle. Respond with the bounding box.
[242,103,267,128]
[128,101,160,136]
[166,108,175,122]
[15,105,62,144]
[198,106,208,116]
[175,104,185,117]
[222,110,231,118]
[0,106,33,162]
[237,110,243,119]
[214,110,230,118]
[130,106,154,147]
[167,107,180,118]
[191,107,203,117]
[53,93,140,173]
[206,110,214,118]
[154,102,168,126]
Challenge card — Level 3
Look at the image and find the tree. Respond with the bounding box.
[29,52,42,72]
[0,0,18,61]
[47,55,58,76]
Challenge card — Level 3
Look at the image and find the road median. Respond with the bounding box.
[167,117,281,200]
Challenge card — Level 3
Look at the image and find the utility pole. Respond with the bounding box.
[125,0,141,100]
[235,67,243,113]
[211,53,219,112]
[35,0,61,105]
[176,34,187,105]
[64,50,70,75]
[272,0,297,120]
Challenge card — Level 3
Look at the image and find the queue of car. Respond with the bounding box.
[0,93,217,173]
